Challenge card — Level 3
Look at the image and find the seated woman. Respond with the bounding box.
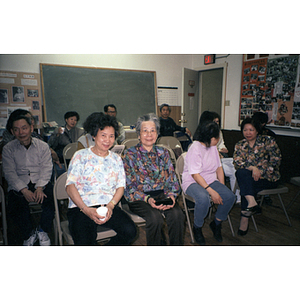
[199,111,241,203]
[66,112,137,245]
[48,111,84,175]
[233,117,281,236]
[123,113,185,246]
[182,121,235,245]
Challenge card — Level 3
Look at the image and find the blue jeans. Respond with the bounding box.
[186,181,235,228]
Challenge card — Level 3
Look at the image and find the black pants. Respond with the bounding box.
[67,205,137,246]
[235,169,279,210]
[7,182,55,240]
[128,201,185,245]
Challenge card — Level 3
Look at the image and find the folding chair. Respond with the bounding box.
[287,176,300,210]
[121,138,139,150]
[257,185,291,226]
[63,142,78,170]
[156,136,183,159]
[176,153,235,244]
[53,172,117,245]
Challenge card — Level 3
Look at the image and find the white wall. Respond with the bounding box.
[0,54,244,130]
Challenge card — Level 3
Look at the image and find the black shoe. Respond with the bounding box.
[209,220,223,242]
[237,226,249,236]
[193,225,206,245]
[244,205,261,215]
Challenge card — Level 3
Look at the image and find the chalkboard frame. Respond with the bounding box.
[40,63,157,127]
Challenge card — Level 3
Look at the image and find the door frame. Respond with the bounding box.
[191,62,227,128]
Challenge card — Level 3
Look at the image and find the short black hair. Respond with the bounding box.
[83,112,119,138]
[64,111,80,122]
[240,117,262,134]
[11,115,32,130]
[159,103,171,113]
[104,104,117,113]
[193,121,220,147]
[6,109,33,131]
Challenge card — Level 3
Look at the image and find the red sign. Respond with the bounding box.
[204,54,215,65]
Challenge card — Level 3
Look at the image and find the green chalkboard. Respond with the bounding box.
[40,63,157,127]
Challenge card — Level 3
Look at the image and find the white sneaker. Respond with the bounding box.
[37,230,51,246]
[23,231,38,246]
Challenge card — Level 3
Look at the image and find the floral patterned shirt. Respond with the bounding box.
[123,143,180,202]
[233,135,281,182]
[66,147,125,208]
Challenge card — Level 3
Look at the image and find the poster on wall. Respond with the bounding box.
[239,55,300,128]
[0,71,43,129]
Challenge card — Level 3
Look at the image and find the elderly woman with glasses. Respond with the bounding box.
[123,113,185,245]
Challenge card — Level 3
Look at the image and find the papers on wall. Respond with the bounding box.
[157,86,179,106]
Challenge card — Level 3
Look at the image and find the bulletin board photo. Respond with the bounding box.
[239,55,300,129]
[0,71,43,129]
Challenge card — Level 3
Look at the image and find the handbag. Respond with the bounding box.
[145,190,173,206]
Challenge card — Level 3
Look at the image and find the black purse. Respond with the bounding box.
[145,190,173,206]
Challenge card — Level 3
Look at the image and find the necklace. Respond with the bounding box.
[92,146,108,157]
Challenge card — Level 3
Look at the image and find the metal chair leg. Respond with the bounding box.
[278,194,292,226]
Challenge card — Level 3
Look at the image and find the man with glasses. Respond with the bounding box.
[104,104,125,144]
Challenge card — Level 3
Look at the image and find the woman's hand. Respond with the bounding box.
[83,206,112,225]
[249,166,261,181]
[148,196,175,210]
[207,188,223,205]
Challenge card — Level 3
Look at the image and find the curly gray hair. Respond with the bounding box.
[135,113,160,137]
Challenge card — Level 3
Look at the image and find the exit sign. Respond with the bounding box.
[204,54,215,65]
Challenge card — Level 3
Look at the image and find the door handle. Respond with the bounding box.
[179,119,187,123]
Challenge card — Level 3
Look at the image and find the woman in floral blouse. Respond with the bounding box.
[66,113,136,245]
[123,113,185,245]
[233,117,281,236]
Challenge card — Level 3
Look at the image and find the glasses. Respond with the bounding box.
[142,129,157,136]
[107,110,116,114]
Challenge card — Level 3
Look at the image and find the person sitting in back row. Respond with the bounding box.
[48,111,84,175]
[159,103,192,151]
[2,114,55,245]
[104,104,125,144]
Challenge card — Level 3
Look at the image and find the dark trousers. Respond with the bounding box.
[128,201,185,246]
[67,205,137,246]
[235,169,279,210]
[7,182,55,240]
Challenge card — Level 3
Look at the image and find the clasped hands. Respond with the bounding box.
[21,187,46,204]
[148,195,176,210]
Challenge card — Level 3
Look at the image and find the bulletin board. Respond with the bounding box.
[0,70,43,128]
[239,55,300,128]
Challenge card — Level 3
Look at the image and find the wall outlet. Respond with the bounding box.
[225,100,230,106]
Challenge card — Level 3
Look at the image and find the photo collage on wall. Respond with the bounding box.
[239,55,299,128]
[0,71,42,129]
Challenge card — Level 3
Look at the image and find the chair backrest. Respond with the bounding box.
[175,152,187,180]
[53,172,68,245]
[110,144,125,156]
[63,142,78,169]
[0,185,8,245]
[121,138,139,149]
[54,172,69,201]
[156,136,183,158]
